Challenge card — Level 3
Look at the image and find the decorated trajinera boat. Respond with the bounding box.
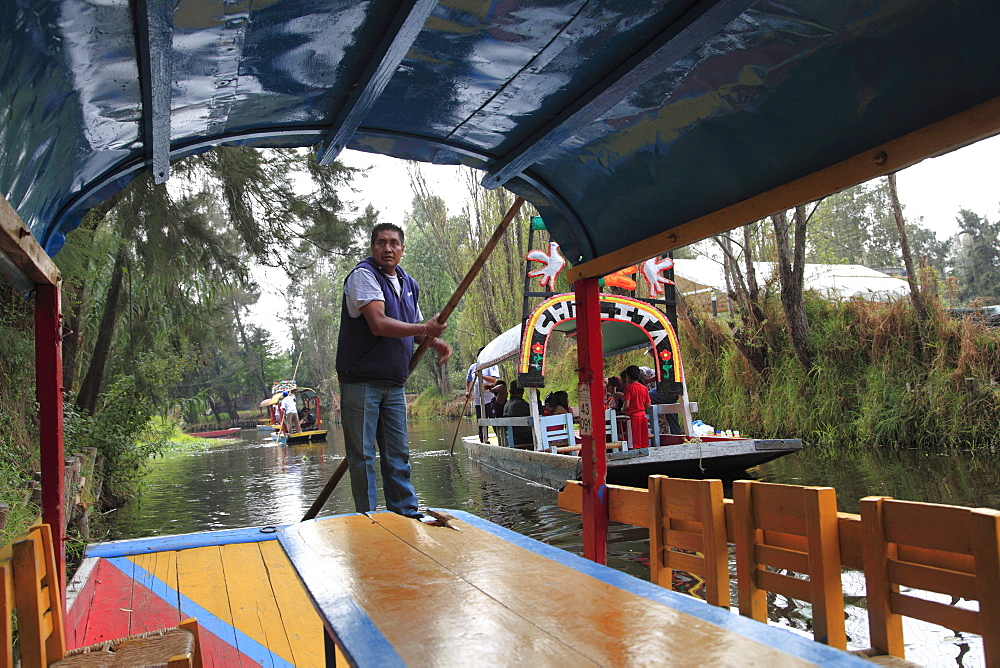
[4,0,999,664]
[464,223,801,487]
[259,381,329,444]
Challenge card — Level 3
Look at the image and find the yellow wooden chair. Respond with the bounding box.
[10,524,203,667]
[859,496,1000,665]
[2,560,13,668]
[732,480,846,648]
[648,475,729,607]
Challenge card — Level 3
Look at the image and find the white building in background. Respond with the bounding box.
[672,258,911,308]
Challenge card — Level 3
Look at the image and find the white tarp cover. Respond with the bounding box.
[673,258,910,302]
[476,324,523,371]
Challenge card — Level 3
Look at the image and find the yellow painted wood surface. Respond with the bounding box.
[293,513,820,666]
[0,563,12,668]
[142,543,323,667]
[220,543,295,662]
[258,540,324,668]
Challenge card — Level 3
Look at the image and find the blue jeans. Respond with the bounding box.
[340,381,419,517]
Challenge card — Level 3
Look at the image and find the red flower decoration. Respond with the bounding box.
[660,349,672,360]
[532,342,544,353]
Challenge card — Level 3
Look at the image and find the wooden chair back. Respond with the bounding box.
[12,524,66,665]
[732,480,846,648]
[604,409,623,452]
[538,413,575,451]
[1,559,13,668]
[11,523,202,667]
[648,476,729,607]
[860,496,1000,664]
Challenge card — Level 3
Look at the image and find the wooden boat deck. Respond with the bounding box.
[70,513,864,667]
[280,511,863,666]
[70,530,323,667]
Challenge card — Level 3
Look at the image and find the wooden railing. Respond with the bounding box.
[558,479,1000,664]
[558,480,866,568]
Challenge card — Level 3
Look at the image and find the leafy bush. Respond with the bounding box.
[65,352,188,504]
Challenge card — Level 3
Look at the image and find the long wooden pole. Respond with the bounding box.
[302,458,349,521]
[449,391,474,456]
[303,196,526,521]
[409,196,526,372]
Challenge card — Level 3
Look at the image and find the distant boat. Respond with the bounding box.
[188,427,241,439]
[262,382,328,444]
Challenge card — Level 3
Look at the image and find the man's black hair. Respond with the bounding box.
[625,365,642,381]
[370,222,405,245]
[509,380,525,397]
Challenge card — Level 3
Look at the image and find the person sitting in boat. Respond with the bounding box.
[503,381,534,447]
[486,381,508,442]
[486,380,508,418]
[300,407,318,432]
[605,376,624,411]
[544,391,571,416]
[644,367,683,435]
[622,365,651,449]
[543,390,575,447]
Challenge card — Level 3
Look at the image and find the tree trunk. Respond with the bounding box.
[61,281,84,395]
[75,244,128,415]
[887,173,929,362]
[717,233,768,376]
[772,207,813,369]
[221,389,239,423]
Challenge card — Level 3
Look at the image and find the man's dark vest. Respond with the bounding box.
[336,257,420,386]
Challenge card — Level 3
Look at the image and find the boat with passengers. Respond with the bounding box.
[465,222,801,487]
[3,1,999,664]
[259,381,329,444]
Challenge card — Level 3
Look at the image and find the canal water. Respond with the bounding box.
[109,421,998,666]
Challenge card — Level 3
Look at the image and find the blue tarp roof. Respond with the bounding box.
[3,0,1000,268]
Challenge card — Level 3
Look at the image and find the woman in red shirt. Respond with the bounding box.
[621,365,651,449]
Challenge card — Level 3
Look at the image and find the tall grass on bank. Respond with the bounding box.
[682,293,1000,450]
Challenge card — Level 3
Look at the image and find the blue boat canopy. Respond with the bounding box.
[3,0,1000,283]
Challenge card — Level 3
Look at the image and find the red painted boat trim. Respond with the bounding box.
[72,557,261,666]
[188,427,241,438]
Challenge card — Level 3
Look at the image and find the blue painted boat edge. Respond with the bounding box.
[85,525,285,559]
[278,520,405,668]
[442,508,868,666]
[104,556,294,668]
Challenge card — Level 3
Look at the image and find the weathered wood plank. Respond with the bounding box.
[130,553,182,634]
[258,540,324,667]
[219,542,295,664]
[0,196,60,288]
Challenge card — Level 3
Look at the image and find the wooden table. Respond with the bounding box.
[279,510,866,666]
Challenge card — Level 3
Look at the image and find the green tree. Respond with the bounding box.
[948,209,1000,304]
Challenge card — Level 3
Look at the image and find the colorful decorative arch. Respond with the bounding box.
[517,293,683,389]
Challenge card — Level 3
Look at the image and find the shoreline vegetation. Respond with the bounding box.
[4,274,1000,552]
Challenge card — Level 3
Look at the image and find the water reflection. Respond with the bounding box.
[110,424,999,666]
